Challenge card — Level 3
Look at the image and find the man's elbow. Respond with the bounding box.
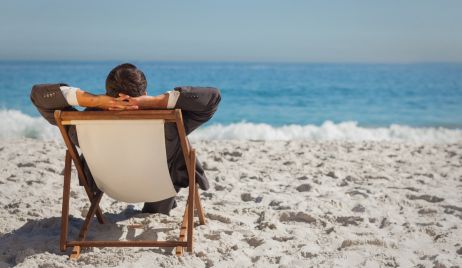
[30,84,45,107]
[207,87,221,109]
[30,83,70,109]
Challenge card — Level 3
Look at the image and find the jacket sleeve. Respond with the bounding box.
[173,86,221,135]
[30,83,77,125]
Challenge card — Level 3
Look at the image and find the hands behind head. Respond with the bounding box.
[104,93,155,110]
[102,93,165,110]
[97,94,138,111]
[113,93,156,110]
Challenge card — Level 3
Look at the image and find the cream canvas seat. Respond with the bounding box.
[54,109,206,259]
[75,119,176,203]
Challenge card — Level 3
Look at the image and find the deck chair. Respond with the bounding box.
[54,109,206,259]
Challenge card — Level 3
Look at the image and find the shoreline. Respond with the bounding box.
[0,139,461,267]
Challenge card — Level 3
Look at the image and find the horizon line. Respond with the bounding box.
[1,59,462,65]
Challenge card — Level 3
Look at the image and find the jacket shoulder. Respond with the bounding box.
[30,83,69,108]
[31,83,68,93]
[174,86,220,98]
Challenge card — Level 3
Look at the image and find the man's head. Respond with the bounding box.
[105,63,147,97]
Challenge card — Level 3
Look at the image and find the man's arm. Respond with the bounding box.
[174,86,221,134]
[30,84,138,125]
[126,86,221,134]
[30,83,73,125]
[173,86,220,112]
[75,89,137,110]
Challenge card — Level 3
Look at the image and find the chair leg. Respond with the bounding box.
[186,151,196,253]
[194,186,206,225]
[88,191,105,224]
[60,150,72,252]
[175,186,206,255]
[69,191,103,260]
[76,172,105,225]
[69,246,81,260]
[176,201,189,256]
[95,208,105,224]
[79,191,104,241]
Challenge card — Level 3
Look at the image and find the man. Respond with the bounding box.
[30,63,221,215]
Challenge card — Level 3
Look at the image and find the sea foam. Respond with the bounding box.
[1,109,461,143]
[189,121,462,143]
[0,109,59,140]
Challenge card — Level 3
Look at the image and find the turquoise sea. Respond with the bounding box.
[1,61,462,142]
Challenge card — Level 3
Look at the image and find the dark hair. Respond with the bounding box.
[105,63,147,97]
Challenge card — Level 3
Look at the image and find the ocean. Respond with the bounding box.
[1,61,462,142]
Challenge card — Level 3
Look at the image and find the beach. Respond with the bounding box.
[2,0,462,266]
[1,138,461,267]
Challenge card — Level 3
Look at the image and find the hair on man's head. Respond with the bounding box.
[105,63,147,97]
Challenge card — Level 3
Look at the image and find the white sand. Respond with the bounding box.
[0,139,461,267]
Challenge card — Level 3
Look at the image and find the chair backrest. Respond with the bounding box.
[56,110,186,203]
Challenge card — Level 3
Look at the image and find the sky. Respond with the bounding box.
[0,0,461,63]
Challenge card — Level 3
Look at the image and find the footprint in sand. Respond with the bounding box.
[406,194,444,203]
[351,204,365,213]
[6,175,17,182]
[418,208,437,215]
[241,193,254,202]
[336,216,363,226]
[206,213,231,224]
[245,237,264,247]
[240,193,263,203]
[223,151,242,157]
[17,162,36,168]
[296,184,311,192]
[326,171,338,179]
[214,184,226,191]
[346,190,369,198]
[280,212,316,223]
[204,233,221,240]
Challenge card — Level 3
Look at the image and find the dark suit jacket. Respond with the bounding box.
[30,84,221,193]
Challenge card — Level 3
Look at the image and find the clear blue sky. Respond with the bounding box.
[0,0,461,63]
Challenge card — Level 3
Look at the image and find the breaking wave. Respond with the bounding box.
[1,110,462,143]
[190,122,462,143]
[0,109,60,140]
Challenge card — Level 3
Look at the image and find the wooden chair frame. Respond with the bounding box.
[54,109,206,259]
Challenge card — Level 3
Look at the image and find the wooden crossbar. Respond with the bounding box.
[60,110,177,123]
[68,241,188,247]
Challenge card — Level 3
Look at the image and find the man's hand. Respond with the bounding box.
[118,94,151,108]
[97,95,139,111]
[118,93,168,109]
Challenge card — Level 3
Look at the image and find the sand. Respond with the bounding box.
[0,139,461,267]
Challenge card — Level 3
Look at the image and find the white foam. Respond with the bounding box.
[190,121,462,143]
[0,109,59,140]
[1,110,461,143]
